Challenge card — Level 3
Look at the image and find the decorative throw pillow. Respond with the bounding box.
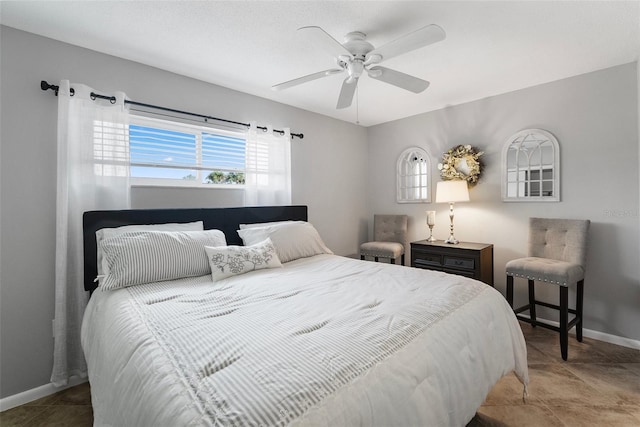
[237,222,333,263]
[205,238,282,281]
[96,221,204,277]
[100,229,226,290]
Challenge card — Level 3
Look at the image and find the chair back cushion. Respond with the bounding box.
[528,218,590,268]
[373,215,408,244]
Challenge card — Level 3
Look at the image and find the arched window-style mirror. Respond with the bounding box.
[397,147,431,203]
[502,129,560,202]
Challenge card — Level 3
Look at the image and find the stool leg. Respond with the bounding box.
[506,275,514,307]
[560,286,569,361]
[576,280,584,342]
[528,279,537,327]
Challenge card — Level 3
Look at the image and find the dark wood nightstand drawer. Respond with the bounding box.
[444,256,474,270]
[413,252,442,267]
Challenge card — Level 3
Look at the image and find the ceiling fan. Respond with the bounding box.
[272,25,446,109]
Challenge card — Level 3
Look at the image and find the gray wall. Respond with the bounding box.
[0,26,369,398]
[366,63,640,341]
[1,24,638,401]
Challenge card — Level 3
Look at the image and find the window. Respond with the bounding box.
[397,147,431,203]
[502,129,560,202]
[129,116,247,186]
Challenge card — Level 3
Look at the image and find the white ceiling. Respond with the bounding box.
[2,1,639,127]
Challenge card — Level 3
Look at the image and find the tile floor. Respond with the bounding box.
[468,322,640,426]
[0,381,92,426]
[2,322,639,426]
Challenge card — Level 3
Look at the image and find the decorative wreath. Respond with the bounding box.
[437,144,484,186]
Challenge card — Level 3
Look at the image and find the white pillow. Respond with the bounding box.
[205,238,282,281]
[238,220,304,230]
[237,222,333,263]
[96,221,204,277]
[100,229,226,290]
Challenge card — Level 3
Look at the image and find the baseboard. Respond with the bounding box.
[519,314,640,350]
[0,376,88,412]
[580,327,640,350]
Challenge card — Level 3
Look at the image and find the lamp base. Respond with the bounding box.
[444,235,459,244]
[445,202,459,244]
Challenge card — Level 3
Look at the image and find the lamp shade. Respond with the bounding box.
[435,180,470,203]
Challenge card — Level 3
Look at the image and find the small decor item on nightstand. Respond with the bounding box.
[426,210,436,242]
[437,144,483,187]
[435,180,469,244]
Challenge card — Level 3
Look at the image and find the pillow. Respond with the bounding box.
[96,221,204,276]
[237,222,333,263]
[100,229,226,290]
[205,238,282,281]
[238,220,304,230]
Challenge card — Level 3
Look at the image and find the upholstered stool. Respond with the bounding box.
[506,217,590,360]
[360,215,408,265]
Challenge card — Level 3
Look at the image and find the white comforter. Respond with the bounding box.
[82,254,528,427]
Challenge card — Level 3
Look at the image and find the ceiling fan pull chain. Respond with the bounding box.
[356,86,360,125]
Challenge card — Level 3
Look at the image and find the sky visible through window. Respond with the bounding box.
[129,124,246,182]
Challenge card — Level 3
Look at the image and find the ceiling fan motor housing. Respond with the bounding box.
[340,32,377,81]
[342,31,374,59]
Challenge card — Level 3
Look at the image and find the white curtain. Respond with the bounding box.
[244,122,292,206]
[51,80,130,386]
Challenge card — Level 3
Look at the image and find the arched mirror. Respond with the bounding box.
[397,147,431,203]
[502,129,560,202]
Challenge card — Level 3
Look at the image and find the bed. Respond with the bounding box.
[81,205,528,427]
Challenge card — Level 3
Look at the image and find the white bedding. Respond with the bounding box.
[82,254,528,427]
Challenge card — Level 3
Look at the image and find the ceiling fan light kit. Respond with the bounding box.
[272,24,446,109]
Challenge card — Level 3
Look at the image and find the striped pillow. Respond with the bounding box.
[237,222,333,263]
[95,221,204,277]
[100,230,227,290]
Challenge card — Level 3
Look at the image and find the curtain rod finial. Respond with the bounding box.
[41,80,60,95]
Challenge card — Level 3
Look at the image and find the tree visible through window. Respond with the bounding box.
[129,116,246,186]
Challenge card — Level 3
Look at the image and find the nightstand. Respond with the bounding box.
[410,240,494,286]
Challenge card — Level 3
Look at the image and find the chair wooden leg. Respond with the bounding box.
[506,275,514,307]
[576,279,584,342]
[560,286,569,361]
[528,279,537,327]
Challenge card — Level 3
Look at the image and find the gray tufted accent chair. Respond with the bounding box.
[360,215,408,265]
[506,217,590,360]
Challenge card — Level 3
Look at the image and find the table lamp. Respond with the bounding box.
[435,180,470,244]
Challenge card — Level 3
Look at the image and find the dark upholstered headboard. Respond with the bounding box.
[83,205,308,293]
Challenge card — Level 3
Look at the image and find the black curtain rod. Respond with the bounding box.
[40,81,303,139]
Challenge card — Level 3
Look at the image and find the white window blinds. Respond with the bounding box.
[129,115,246,185]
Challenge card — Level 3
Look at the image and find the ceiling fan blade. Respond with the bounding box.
[298,26,353,59]
[272,68,344,91]
[367,66,430,93]
[336,77,358,109]
[366,24,445,63]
